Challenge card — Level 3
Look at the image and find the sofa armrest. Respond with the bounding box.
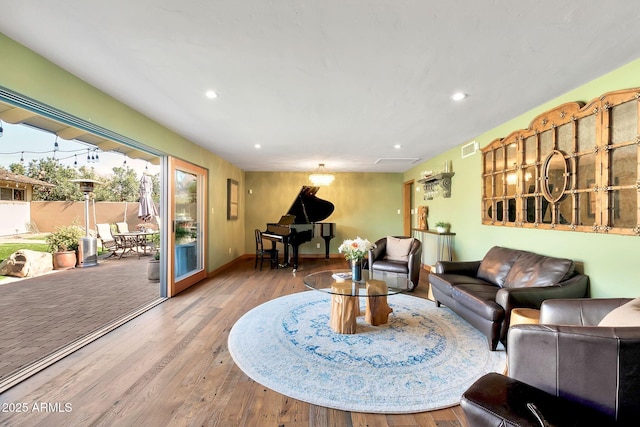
[461,373,617,427]
[434,260,480,275]
[508,324,640,423]
[540,298,632,326]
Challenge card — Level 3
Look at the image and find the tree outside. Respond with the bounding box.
[5,160,159,203]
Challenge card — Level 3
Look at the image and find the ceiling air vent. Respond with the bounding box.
[461,141,479,158]
[374,158,421,164]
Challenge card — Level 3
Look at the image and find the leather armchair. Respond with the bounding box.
[368,236,422,291]
[461,298,640,426]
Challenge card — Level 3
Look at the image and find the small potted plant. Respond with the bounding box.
[435,221,451,234]
[45,224,84,269]
[147,233,161,282]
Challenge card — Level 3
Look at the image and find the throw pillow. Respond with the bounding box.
[385,236,414,262]
[598,298,640,327]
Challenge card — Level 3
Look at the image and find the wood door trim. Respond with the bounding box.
[168,157,208,297]
[403,180,414,236]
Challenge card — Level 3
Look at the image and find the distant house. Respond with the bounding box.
[0,169,54,236]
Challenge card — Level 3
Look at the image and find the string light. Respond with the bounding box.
[74,154,78,168]
[20,152,24,163]
[53,136,60,152]
[0,120,4,137]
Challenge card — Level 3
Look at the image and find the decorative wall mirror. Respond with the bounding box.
[542,150,569,203]
[481,87,640,236]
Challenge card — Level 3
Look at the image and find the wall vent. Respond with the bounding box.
[461,141,479,158]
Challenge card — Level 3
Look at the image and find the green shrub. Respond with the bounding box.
[45,225,84,253]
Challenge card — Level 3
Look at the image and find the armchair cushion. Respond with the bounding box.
[599,297,640,327]
[384,236,414,262]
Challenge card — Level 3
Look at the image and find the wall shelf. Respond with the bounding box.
[417,172,455,199]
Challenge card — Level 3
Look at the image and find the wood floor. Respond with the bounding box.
[0,257,467,427]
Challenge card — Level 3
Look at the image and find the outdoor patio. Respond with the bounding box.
[0,253,162,384]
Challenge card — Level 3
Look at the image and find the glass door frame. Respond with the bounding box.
[167,157,208,296]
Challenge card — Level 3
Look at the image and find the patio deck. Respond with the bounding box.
[0,253,162,385]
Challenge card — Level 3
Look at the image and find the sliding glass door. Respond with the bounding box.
[168,157,207,296]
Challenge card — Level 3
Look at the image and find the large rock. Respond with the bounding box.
[0,249,53,278]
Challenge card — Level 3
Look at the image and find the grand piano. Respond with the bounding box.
[262,186,336,271]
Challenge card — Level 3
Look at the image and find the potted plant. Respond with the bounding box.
[147,233,161,282]
[45,225,84,270]
[435,221,451,234]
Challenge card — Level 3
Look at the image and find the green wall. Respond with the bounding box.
[405,58,640,298]
[245,172,403,257]
[0,33,245,272]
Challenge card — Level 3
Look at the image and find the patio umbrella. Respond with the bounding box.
[138,174,158,222]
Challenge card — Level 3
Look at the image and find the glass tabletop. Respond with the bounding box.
[303,269,411,296]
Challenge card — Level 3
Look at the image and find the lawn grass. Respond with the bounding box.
[0,243,106,281]
[0,243,50,281]
[0,243,50,262]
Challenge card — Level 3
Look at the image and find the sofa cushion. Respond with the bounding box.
[598,297,640,327]
[503,252,575,288]
[430,274,494,298]
[477,246,522,287]
[452,284,504,321]
[384,236,414,262]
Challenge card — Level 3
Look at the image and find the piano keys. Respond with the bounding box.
[262,186,336,271]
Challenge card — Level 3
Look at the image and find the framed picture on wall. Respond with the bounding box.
[227,179,238,220]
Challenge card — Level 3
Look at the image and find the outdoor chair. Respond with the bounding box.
[116,222,131,233]
[96,223,124,258]
[115,222,139,251]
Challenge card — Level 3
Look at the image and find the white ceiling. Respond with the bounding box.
[2,1,640,173]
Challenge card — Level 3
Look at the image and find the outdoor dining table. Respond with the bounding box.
[113,230,159,259]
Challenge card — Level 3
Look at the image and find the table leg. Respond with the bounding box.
[330,294,358,334]
[365,279,393,326]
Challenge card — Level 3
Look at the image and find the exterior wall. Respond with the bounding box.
[30,201,145,233]
[0,201,30,236]
[404,58,640,298]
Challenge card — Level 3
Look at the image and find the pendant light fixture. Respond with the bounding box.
[53,136,59,151]
[309,163,335,186]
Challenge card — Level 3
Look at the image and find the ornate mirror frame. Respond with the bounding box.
[542,150,569,203]
[481,88,640,236]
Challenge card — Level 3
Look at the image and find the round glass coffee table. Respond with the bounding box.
[303,269,411,334]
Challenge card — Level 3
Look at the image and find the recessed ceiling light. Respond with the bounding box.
[394,144,402,149]
[205,90,218,99]
[451,92,467,101]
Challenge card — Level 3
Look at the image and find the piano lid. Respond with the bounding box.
[286,186,335,224]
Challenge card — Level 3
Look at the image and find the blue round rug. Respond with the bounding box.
[228,291,506,414]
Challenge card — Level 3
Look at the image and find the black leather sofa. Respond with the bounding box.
[429,246,589,350]
[461,298,640,426]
